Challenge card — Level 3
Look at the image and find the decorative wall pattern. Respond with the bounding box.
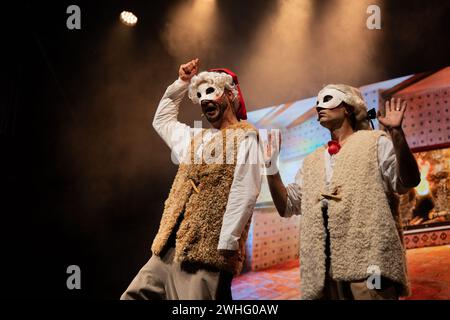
[246,207,300,271]
[404,228,450,249]
[392,87,450,149]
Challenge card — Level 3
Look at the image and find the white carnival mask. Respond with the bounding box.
[317,87,347,109]
[196,81,224,104]
[188,71,236,105]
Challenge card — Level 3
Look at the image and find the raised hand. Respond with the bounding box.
[377,97,407,129]
[264,130,282,168]
[179,58,200,82]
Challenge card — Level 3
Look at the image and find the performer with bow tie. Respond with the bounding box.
[264,84,420,300]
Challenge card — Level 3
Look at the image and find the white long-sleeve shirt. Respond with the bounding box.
[284,136,410,217]
[152,78,262,250]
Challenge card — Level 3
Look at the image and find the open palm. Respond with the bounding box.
[377,97,406,129]
[264,130,282,164]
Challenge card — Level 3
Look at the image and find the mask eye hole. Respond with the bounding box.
[197,92,201,98]
[206,87,215,95]
[323,95,333,103]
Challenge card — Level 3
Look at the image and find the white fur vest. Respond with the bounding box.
[300,130,409,299]
[151,121,257,275]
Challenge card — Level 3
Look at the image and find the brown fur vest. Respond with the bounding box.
[300,130,409,299]
[151,121,257,275]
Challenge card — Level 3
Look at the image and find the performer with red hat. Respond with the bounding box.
[121,59,261,300]
[264,84,421,300]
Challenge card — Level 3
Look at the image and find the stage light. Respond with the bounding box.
[120,11,138,26]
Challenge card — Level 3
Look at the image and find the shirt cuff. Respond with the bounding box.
[217,237,239,251]
[284,183,301,217]
[263,159,280,175]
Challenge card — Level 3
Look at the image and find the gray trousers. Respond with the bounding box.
[121,247,233,300]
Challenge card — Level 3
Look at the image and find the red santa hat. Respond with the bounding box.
[208,68,247,120]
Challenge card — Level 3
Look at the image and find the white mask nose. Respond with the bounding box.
[317,88,347,109]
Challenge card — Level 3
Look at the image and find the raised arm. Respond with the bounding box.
[267,173,288,216]
[265,131,302,217]
[152,59,200,161]
[377,97,421,189]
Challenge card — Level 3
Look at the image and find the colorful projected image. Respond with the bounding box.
[248,68,450,232]
[248,74,418,205]
[400,148,450,228]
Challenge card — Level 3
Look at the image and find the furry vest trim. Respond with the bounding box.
[300,130,409,299]
[151,121,257,275]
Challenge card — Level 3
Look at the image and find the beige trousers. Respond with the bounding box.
[321,276,399,300]
[120,247,233,300]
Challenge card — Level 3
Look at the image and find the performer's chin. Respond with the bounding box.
[317,117,327,126]
[206,108,219,117]
[206,117,222,127]
[204,108,223,124]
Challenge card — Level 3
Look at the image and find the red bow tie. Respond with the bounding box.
[327,140,341,155]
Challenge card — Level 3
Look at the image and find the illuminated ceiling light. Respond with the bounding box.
[120,11,138,26]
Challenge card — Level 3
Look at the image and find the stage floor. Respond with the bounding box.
[231,245,450,300]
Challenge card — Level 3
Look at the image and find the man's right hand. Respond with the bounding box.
[179,58,200,82]
[264,130,282,170]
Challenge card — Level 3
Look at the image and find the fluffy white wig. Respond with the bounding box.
[188,71,239,104]
[322,84,371,130]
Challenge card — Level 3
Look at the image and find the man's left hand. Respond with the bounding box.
[377,97,406,130]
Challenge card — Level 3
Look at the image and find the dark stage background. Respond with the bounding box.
[2,0,449,299]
